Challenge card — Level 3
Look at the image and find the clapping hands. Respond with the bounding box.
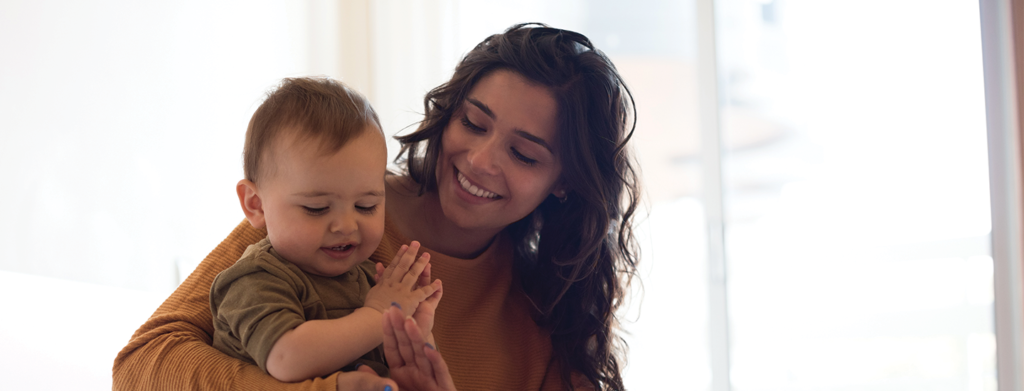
[362,241,454,391]
[382,305,456,391]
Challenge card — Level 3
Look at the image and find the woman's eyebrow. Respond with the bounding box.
[467,98,495,119]
[514,129,553,154]
[467,97,554,154]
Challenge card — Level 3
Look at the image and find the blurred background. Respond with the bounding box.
[0,0,1001,390]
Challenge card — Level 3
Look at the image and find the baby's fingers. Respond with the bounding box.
[412,279,442,302]
[401,252,431,287]
[381,244,409,281]
[390,241,421,283]
[417,263,432,288]
[423,279,442,306]
[374,262,385,283]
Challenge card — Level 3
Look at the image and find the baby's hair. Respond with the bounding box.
[243,77,381,183]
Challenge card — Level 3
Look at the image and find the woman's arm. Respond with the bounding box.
[112,220,389,391]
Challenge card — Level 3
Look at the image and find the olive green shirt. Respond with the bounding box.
[210,238,386,377]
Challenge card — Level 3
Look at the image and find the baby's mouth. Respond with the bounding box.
[326,244,353,251]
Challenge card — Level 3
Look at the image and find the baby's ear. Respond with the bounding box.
[236,179,266,229]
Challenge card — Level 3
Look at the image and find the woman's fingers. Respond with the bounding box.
[383,304,457,391]
[382,305,417,367]
[334,365,398,391]
[355,365,378,375]
[403,316,434,375]
[381,306,405,367]
[390,309,418,366]
[424,345,456,390]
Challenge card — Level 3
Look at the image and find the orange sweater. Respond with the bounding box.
[112,219,568,390]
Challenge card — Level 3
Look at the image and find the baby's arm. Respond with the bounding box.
[115,220,350,391]
[266,241,441,382]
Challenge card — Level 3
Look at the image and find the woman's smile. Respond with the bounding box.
[455,169,501,199]
[435,69,564,232]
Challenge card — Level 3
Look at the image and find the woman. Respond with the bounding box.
[113,23,640,391]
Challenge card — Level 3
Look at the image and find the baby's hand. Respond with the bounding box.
[374,246,442,338]
[411,262,441,339]
[364,241,441,317]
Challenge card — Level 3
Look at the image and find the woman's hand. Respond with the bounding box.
[336,365,398,391]
[382,305,457,391]
[365,241,441,317]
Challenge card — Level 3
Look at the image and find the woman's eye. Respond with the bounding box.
[303,206,329,216]
[511,148,538,166]
[460,115,485,133]
[356,205,378,215]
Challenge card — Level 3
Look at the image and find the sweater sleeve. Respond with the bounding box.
[112,220,339,391]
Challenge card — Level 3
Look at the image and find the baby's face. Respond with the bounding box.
[256,128,387,277]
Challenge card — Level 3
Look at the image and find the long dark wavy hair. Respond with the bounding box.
[394,23,641,390]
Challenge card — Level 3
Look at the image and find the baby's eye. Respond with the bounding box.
[356,205,378,215]
[303,206,329,216]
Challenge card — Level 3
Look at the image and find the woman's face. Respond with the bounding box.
[435,69,564,232]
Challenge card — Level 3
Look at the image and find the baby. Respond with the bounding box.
[210,77,441,382]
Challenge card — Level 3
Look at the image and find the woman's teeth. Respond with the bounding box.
[457,172,499,199]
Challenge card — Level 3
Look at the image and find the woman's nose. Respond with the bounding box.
[466,137,501,175]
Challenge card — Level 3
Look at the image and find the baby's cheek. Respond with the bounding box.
[367,221,386,250]
[270,232,309,260]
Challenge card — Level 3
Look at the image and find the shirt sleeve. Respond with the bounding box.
[210,251,309,372]
[112,220,340,391]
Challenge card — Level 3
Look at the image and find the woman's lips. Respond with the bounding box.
[454,168,501,200]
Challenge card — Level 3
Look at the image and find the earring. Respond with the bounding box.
[556,191,568,204]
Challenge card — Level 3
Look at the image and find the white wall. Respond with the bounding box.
[0,0,324,294]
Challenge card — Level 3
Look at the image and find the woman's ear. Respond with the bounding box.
[552,185,569,203]
[237,179,266,229]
